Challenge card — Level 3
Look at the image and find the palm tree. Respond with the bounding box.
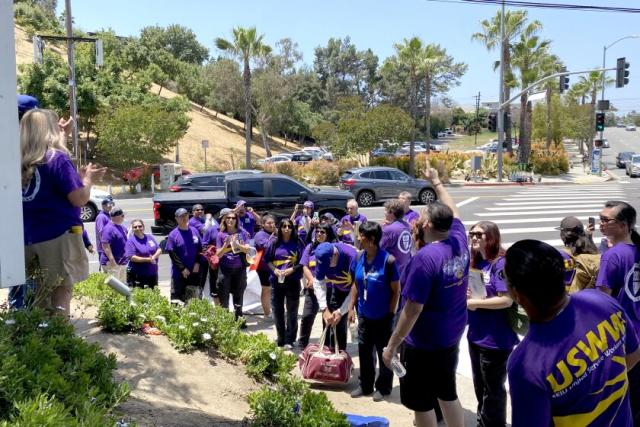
[536,53,563,149]
[472,10,542,153]
[511,31,551,164]
[215,27,272,167]
[394,37,423,176]
[578,71,614,159]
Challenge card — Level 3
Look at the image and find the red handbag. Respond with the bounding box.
[298,325,353,384]
[203,245,219,270]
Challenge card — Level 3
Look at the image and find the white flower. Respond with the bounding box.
[200,317,208,322]
[38,322,48,328]
[4,319,16,326]
[269,352,277,360]
[192,322,200,327]
[55,306,65,312]
[202,333,212,341]
[178,325,186,330]
[138,314,146,319]
[155,315,166,322]
[189,312,197,317]
[130,302,137,307]
[210,327,215,332]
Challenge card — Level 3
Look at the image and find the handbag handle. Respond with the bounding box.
[331,325,340,356]
[315,324,341,356]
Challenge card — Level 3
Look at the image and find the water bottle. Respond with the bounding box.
[383,347,406,378]
[349,321,358,343]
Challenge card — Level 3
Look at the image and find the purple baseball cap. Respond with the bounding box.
[303,201,314,209]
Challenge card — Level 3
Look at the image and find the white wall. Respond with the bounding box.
[0,2,26,288]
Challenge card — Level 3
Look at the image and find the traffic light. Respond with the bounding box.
[616,57,630,88]
[595,112,605,132]
[488,112,497,132]
[559,75,569,93]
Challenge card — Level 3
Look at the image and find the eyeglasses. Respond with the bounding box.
[468,231,484,239]
[599,216,617,224]
[195,209,204,212]
[281,224,292,229]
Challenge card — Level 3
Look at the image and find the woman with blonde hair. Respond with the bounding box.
[21,109,105,315]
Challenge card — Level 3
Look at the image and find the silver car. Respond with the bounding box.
[339,166,437,207]
[626,155,640,177]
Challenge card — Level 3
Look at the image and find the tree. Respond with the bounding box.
[95,104,189,172]
[472,10,542,152]
[140,25,209,65]
[577,71,614,159]
[204,59,244,118]
[536,53,564,149]
[215,27,272,167]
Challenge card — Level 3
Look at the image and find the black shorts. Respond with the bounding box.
[257,269,271,287]
[400,344,459,412]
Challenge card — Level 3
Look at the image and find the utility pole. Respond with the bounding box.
[64,0,80,166]
[473,91,481,146]
[497,0,505,182]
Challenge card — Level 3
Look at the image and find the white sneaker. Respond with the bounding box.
[283,344,293,351]
[350,387,371,398]
[372,391,385,402]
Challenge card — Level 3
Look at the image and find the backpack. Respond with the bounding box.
[569,253,601,293]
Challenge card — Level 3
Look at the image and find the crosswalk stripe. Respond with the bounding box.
[476,208,601,217]
[486,204,602,211]
[512,192,623,197]
[503,196,622,202]
[496,200,613,206]
[503,238,564,248]
[462,215,593,225]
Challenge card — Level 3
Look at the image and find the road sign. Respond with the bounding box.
[591,148,602,175]
[201,139,209,149]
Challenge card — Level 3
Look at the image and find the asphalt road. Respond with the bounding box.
[601,126,640,176]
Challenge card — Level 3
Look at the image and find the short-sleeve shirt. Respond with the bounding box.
[320,243,358,293]
[401,218,469,351]
[467,257,519,350]
[238,212,256,237]
[99,222,129,265]
[403,209,419,225]
[202,223,220,246]
[216,229,251,272]
[166,226,202,279]
[254,230,275,272]
[125,233,159,277]
[380,220,413,276]
[95,211,110,254]
[507,290,639,427]
[22,150,84,245]
[295,214,312,244]
[338,213,368,245]
[353,249,399,320]
[300,243,317,276]
[264,238,303,282]
[189,216,205,236]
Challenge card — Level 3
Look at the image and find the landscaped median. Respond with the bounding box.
[74,273,351,426]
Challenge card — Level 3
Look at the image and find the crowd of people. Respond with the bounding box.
[17,96,640,426]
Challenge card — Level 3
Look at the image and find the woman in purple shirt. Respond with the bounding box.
[125,219,161,289]
[216,210,252,326]
[264,218,304,348]
[254,214,277,317]
[466,221,518,427]
[21,109,105,315]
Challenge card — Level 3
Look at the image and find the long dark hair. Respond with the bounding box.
[470,220,506,268]
[560,229,599,255]
[312,222,337,249]
[606,201,640,249]
[275,218,295,244]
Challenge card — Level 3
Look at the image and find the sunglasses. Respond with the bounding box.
[599,216,617,224]
[226,216,237,220]
[468,231,484,239]
[281,224,293,229]
[132,225,143,229]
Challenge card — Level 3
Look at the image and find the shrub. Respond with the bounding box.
[530,142,569,175]
[0,309,128,424]
[239,333,297,382]
[74,273,111,304]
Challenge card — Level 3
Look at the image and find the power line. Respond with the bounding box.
[425,0,640,13]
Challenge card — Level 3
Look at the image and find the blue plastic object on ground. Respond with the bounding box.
[346,414,390,427]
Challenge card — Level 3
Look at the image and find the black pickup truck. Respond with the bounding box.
[151,173,354,235]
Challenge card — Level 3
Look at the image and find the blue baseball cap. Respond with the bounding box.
[17,95,39,114]
[314,242,335,281]
[101,196,114,206]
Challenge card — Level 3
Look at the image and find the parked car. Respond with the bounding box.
[395,145,427,157]
[626,124,637,131]
[371,147,394,157]
[302,146,333,161]
[291,152,314,164]
[169,173,226,192]
[123,164,191,183]
[616,152,636,168]
[151,174,352,234]
[617,122,626,128]
[339,166,437,207]
[257,155,292,165]
[81,188,111,222]
[626,154,640,177]
[225,169,262,176]
[429,142,448,152]
[437,131,448,138]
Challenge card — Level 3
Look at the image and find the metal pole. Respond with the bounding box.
[204,147,207,172]
[497,0,505,182]
[598,45,606,175]
[64,0,79,166]
[175,141,180,164]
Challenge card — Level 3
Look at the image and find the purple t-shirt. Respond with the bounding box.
[254,230,275,272]
[338,213,368,245]
[380,220,413,276]
[95,210,110,255]
[596,242,640,333]
[189,216,205,235]
[125,233,159,277]
[403,209,419,225]
[22,150,83,245]
[166,226,202,279]
[202,223,220,246]
[300,243,317,276]
[295,214,312,243]
[467,257,519,350]
[238,212,256,237]
[216,229,250,272]
[99,222,128,265]
[507,290,639,427]
[265,238,302,281]
[401,218,469,351]
[559,249,577,289]
[321,242,357,292]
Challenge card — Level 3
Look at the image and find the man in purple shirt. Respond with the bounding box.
[596,200,640,422]
[505,239,640,427]
[100,207,129,282]
[188,203,206,236]
[234,200,261,237]
[338,199,367,245]
[95,196,113,265]
[380,199,413,277]
[383,168,467,427]
[166,208,203,302]
[399,191,419,225]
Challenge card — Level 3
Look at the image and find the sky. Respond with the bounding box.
[59,0,640,113]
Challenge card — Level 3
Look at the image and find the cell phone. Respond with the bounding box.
[313,212,319,220]
[588,217,595,228]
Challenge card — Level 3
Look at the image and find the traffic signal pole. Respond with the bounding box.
[497,0,505,182]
